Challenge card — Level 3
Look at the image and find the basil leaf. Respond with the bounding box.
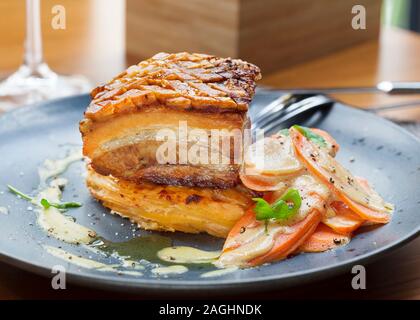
[253,188,302,222]
[252,198,274,220]
[274,188,302,220]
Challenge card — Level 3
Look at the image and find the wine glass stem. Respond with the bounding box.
[24,0,44,72]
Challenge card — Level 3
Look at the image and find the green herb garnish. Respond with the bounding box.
[7,184,34,201]
[253,188,302,222]
[40,198,82,210]
[7,184,82,210]
[292,125,326,147]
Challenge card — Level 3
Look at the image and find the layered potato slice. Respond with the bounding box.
[80,52,261,189]
[86,167,257,238]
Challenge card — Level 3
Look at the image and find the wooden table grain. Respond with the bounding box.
[0,24,419,299]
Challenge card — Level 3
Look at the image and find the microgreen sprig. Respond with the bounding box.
[7,184,82,210]
[253,188,302,222]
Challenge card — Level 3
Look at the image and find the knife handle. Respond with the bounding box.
[377,81,420,94]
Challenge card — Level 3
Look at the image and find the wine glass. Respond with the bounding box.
[0,0,91,112]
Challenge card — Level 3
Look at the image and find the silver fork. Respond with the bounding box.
[252,94,333,132]
[252,93,420,133]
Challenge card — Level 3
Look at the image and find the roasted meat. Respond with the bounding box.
[80,52,261,188]
[86,166,256,238]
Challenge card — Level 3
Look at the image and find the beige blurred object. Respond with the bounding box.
[0,0,126,85]
[262,27,420,122]
[126,0,381,74]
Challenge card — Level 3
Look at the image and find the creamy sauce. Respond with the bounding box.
[45,245,113,269]
[38,149,83,186]
[0,206,9,215]
[13,149,236,276]
[157,246,220,264]
[44,245,143,276]
[200,267,238,278]
[35,178,96,244]
[151,265,188,276]
[121,259,145,270]
[28,150,96,244]
[216,226,279,268]
[83,243,146,271]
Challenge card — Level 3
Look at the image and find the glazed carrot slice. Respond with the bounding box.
[240,135,304,191]
[217,208,322,267]
[339,193,390,223]
[290,127,391,224]
[322,201,364,234]
[239,171,284,191]
[248,209,322,266]
[221,208,259,253]
[310,128,340,154]
[299,223,350,253]
[218,173,330,267]
[356,176,370,191]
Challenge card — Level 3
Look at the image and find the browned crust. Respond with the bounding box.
[92,162,240,189]
[85,52,261,121]
[136,165,240,189]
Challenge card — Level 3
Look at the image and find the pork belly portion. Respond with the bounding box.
[84,52,261,122]
[81,106,249,188]
[80,52,261,188]
[86,166,256,238]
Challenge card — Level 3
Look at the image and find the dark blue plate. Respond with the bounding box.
[0,91,419,294]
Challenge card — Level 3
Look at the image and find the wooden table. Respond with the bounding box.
[0,26,419,299]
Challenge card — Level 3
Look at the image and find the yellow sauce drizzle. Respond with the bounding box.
[157,246,220,264]
[151,265,188,276]
[35,178,96,244]
[44,245,143,276]
[200,267,238,278]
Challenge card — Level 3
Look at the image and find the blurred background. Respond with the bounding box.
[0,0,420,122]
[0,0,419,83]
[0,0,125,85]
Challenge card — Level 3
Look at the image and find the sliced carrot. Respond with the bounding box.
[299,223,350,253]
[222,208,259,253]
[356,176,371,191]
[219,206,322,267]
[323,201,364,234]
[247,209,322,266]
[239,172,282,191]
[290,127,391,224]
[338,193,390,223]
[222,192,274,253]
[310,128,340,153]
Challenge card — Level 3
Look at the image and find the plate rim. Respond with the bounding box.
[0,93,419,293]
[0,227,418,293]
